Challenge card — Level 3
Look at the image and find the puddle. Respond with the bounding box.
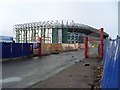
[0,77,22,83]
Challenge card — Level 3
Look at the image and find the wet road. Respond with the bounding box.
[2,50,85,88]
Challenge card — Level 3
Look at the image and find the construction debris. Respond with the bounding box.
[84,63,90,66]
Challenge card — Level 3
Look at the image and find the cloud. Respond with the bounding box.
[0,1,118,38]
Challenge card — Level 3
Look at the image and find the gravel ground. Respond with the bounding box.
[30,57,101,89]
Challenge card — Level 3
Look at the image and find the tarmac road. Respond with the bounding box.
[2,49,85,88]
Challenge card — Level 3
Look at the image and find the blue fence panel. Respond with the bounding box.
[108,38,119,88]
[22,43,29,56]
[117,38,120,90]
[0,43,2,58]
[102,41,114,88]
[106,40,118,88]
[1,43,33,60]
[101,36,120,89]
[12,43,22,58]
[2,43,11,59]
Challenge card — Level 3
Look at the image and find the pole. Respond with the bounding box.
[100,28,104,60]
[38,37,42,56]
[84,36,88,58]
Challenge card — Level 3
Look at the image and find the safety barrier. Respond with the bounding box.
[0,43,33,61]
[41,43,79,55]
[34,43,80,55]
[101,36,120,89]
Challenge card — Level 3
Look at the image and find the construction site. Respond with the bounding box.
[13,20,108,55]
[1,19,119,89]
[14,20,109,43]
[0,0,120,89]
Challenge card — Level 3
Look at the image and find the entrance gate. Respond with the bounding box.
[84,28,104,60]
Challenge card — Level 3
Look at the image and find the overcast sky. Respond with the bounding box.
[0,0,119,39]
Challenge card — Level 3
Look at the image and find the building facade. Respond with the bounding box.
[14,20,98,43]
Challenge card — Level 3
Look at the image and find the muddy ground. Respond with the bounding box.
[30,57,102,89]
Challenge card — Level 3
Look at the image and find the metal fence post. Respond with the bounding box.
[100,28,104,60]
[84,36,88,58]
[38,37,42,56]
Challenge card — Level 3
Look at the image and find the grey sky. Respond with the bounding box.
[0,0,119,39]
[118,1,120,36]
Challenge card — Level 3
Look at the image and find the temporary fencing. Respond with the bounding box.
[34,43,80,55]
[84,28,104,59]
[0,43,33,61]
[41,43,79,55]
[101,36,120,89]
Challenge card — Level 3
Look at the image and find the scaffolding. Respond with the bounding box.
[14,20,108,43]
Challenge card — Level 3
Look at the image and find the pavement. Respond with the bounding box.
[2,49,85,88]
[30,57,101,88]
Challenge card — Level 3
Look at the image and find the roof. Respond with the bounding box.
[65,24,109,38]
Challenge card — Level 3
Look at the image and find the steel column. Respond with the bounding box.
[38,37,42,56]
[100,28,104,60]
[84,36,88,58]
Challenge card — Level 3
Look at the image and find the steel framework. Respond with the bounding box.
[14,20,108,43]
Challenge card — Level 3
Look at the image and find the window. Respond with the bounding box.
[75,36,78,40]
[72,41,74,43]
[68,36,70,39]
[72,36,74,39]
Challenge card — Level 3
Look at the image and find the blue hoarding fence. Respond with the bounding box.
[0,43,33,60]
[101,36,120,89]
[1,43,11,59]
